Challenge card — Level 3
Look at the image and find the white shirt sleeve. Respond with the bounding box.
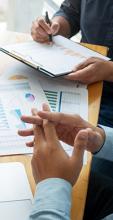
[29,178,72,220]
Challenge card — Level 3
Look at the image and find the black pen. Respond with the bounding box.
[45,11,52,43]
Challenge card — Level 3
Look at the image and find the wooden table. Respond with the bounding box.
[0,31,108,220]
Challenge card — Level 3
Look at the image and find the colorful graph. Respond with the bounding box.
[25,93,35,102]
[10,109,26,129]
[44,90,59,112]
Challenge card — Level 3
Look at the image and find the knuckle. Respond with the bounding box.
[48,113,55,121]
[91,64,96,72]
[37,29,48,39]
[58,112,65,121]
[38,17,44,25]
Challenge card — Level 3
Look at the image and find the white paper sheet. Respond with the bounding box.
[0,79,47,155]
[38,75,88,120]
[1,66,88,119]
[0,162,33,220]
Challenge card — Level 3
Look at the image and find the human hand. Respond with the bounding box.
[31,109,87,185]
[31,17,60,43]
[65,57,113,84]
[18,104,105,154]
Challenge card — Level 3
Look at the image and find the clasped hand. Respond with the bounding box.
[18,104,105,185]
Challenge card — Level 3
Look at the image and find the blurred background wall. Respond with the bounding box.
[0,0,60,32]
[0,0,80,41]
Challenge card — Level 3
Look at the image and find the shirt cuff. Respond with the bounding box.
[30,178,72,217]
[94,125,113,161]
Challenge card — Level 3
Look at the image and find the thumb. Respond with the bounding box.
[72,130,88,163]
[51,22,60,35]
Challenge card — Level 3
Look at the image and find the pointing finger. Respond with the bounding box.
[18,128,34,136]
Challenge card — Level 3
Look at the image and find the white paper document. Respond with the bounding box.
[1,65,88,163]
[1,35,109,77]
[1,66,88,120]
[0,162,33,220]
[0,79,47,155]
[37,75,88,120]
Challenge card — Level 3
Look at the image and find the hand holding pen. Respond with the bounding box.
[31,12,60,43]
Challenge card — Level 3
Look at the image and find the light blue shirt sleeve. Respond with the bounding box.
[95,125,113,161]
[102,213,113,220]
[29,178,72,220]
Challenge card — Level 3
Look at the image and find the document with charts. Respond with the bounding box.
[0,35,109,77]
[0,79,47,156]
[1,65,88,163]
[1,67,88,119]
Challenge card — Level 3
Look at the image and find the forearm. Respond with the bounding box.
[29,178,72,220]
[52,16,71,38]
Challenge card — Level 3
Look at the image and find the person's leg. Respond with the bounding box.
[83,171,113,220]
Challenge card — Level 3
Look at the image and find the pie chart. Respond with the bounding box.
[25,93,35,102]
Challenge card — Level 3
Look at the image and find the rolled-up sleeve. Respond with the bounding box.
[95,126,113,162]
[29,178,72,220]
[53,0,81,37]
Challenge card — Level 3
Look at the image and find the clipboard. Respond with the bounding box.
[0,35,110,77]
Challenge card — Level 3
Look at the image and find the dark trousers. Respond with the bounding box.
[83,157,113,220]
